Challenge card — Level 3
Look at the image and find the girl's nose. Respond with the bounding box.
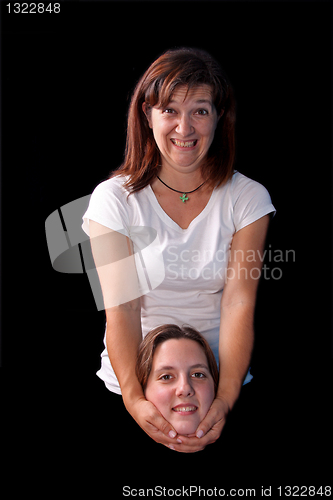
[175,375,195,398]
[175,114,194,137]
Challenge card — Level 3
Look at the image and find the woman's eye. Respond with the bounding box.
[196,109,208,115]
[163,108,175,114]
[192,372,206,378]
[160,374,172,380]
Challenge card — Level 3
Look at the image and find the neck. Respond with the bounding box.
[157,165,206,193]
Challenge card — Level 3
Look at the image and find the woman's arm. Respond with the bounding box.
[172,214,270,452]
[217,214,271,407]
[89,221,179,446]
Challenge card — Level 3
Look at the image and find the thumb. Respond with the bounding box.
[148,406,178,439]
[194,414,214,439]
[195,399,228,439]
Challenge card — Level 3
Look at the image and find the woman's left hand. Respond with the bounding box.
[168,396,230,453]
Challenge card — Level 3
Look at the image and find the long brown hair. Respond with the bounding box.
[111,47,236,194]
[135,324,219,394]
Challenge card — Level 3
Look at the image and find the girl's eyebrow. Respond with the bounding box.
[190,363,210,370]
[154,363,209,372]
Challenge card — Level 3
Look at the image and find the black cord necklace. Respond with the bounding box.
[156,175,206,203]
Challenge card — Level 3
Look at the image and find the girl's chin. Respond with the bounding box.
[172,422,199,436]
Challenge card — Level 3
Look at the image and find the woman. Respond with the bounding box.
[136,324,218,441]
[82,47,275,452]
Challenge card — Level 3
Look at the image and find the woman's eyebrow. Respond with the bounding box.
[168,99,212,105]
[195,99,212,105]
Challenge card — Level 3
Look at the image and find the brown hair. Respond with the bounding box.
[111,47,236,194]
[135,324,219,394]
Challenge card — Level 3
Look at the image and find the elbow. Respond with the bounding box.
[106,297,141,314]
[221,295,256,313]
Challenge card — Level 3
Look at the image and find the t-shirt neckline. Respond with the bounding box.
[145,183,219,233]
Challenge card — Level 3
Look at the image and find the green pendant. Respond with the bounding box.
[180,193,189,203]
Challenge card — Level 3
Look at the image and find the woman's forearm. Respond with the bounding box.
[105,301,144,406]
[217,301,255,409]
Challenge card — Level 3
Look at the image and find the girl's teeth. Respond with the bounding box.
[173,406,197,412]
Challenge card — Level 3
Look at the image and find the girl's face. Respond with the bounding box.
[143,85,219,176]
[144,338,215,436]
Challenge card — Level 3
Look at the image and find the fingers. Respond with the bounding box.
[195,410,226,440]
[147,418,222,453]
[169,419,226,453]
[132,397,227,453]
[146,407,178,440]
[145,426,179,448]
[137,400,180,447]
[195,397,229,439]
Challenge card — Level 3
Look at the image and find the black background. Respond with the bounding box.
[1,0,332,494]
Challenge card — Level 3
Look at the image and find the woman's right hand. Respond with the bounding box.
[125,396,180,449]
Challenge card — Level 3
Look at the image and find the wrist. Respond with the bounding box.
[121,378,145,411]
[216,379,242,410]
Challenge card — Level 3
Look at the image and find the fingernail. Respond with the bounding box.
[177,438,182,444]
[169,444,176,451]
[196,430,204,438]
[169,430,177,438]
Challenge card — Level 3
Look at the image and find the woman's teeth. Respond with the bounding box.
[171,139,197,148]
[172,406,197,412]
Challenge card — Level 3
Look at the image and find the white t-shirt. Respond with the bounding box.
[82,171,276,394]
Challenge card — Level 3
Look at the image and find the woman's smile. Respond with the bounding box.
[170,139,198,149]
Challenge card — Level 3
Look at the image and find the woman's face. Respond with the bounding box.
[144,338,215,436]
[143,85,219,176]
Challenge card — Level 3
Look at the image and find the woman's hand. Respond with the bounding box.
[126,396,181,448]
[168,396,230,453]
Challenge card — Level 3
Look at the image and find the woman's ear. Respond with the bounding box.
[142,102,153,129]
[217,109,225,122]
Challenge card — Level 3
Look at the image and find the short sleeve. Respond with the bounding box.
[232,173,276,233]
[82,178,130,238]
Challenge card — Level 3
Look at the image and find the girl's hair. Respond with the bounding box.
[111,47,236,194]
[135,324,219,394]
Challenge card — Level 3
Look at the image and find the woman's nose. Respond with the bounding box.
[175,114,194,137]
[175,376,195,398]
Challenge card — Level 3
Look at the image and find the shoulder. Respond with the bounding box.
[91,174,130,200]
[228,171,276,232]
[83,174,132,233]
[231,171,270,200]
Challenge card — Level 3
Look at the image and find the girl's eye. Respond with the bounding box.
[160,374,172,381]
[163,108,176,114]
[192,372,206,379]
